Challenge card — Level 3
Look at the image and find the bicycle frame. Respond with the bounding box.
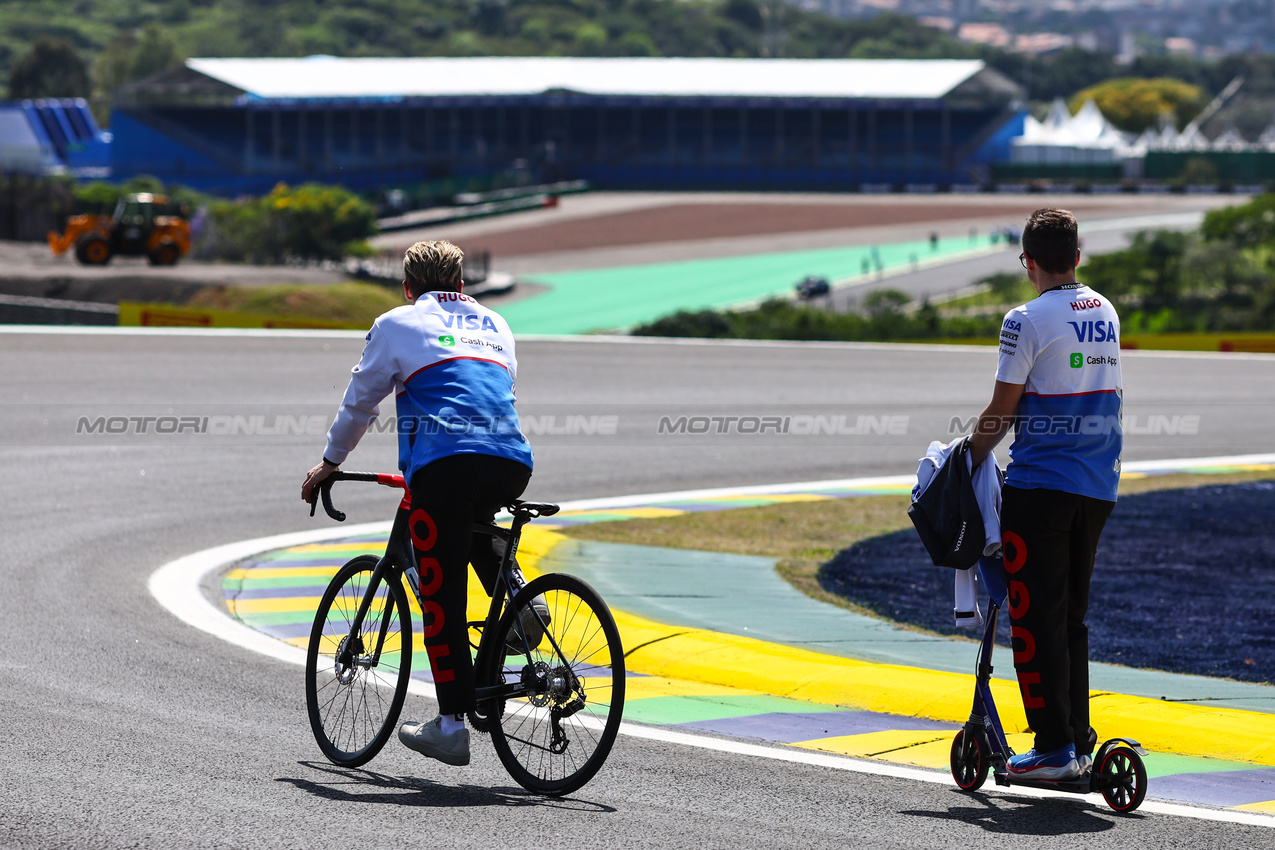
[319,472,561,707]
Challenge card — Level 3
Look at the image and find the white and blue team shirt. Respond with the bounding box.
[323,291,534,480]
[996,282,1122,502]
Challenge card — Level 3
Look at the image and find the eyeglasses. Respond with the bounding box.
[1019,252,1029,270]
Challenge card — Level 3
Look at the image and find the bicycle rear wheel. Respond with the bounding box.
[305,555,413,767]
[482,573,625,796]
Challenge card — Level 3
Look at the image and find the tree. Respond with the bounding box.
[91,25,183,125]
[722,0,763,32]
[1068,77,1206,133]
[202,182,378,264]
[130,23,182,82]
[8,36,90,99]
[1082,229,1194,324]
[1201,193,1275,245]
[984,47,1116,102]
[981,272,1028,304]
[863,288,910,317]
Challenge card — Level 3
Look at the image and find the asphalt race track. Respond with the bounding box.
[3,328,1274,849]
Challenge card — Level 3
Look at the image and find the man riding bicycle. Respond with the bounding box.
[301,240,535,768]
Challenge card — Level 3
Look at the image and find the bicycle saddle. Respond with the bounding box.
[511,500,560,517]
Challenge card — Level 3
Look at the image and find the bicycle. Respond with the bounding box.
[303,470,626,796]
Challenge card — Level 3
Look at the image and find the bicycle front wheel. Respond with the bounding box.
[483,573,625,796]
[305,555,413,767]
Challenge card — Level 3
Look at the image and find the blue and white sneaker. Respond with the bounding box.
[1007,744,1080,780]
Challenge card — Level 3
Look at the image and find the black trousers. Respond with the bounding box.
[1000,484,1114,755]
[408,453,532,716]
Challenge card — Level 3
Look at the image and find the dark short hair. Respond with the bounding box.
[1021,209,1078,275]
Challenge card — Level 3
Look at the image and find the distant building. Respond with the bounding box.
[957,22,1011,48]
[0,99,111,177]
[111,56,1025,195]
[917,16,955,32]
[1012,32,1075,55]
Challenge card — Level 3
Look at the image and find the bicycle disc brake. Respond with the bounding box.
[522,661,553,707]
[333,634,366,684]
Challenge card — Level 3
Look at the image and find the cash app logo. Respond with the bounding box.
[1070,352,1083,368]
[439,335,455,346]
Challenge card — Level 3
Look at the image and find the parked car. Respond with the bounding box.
[795,275,830,299]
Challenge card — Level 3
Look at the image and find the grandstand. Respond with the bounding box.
[113,56,1025,195]
[0,98,111,176]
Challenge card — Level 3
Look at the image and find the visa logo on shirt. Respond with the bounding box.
[1068,320,1117,343]
[441,313,499,331]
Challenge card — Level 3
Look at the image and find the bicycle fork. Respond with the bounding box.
[337,510,417,674]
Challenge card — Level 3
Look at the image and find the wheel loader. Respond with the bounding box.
[48,193,191,266]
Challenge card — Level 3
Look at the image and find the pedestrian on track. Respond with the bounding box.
[967,208,1123,781]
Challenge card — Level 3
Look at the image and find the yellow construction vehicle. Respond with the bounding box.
[48,193,191,266]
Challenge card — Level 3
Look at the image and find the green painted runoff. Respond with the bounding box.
[502,238,1000,334]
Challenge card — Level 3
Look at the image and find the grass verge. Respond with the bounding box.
[184,282,402,326]
[560,470,1275,621]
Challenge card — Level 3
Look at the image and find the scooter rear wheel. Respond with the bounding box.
[950,728,989,791]
[1096,745,1148,813]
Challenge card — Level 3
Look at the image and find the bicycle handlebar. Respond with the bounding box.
[308,470,557,523]
[308,471,404,522]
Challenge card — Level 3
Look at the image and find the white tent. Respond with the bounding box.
[1257,122,1275,150]
[1010,98,1136,165]
[1172,125,1212,151]
[1210,126,1249,151]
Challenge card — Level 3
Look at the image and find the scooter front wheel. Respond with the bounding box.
[1096,745,1148,813]
[950,728,989,791]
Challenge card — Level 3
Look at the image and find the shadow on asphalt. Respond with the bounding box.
[900,790,1138,834]
[278,761,617,812]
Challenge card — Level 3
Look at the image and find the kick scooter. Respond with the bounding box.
[948,557,1149,813]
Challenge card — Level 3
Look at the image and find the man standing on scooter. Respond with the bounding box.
[968,208,1123,780]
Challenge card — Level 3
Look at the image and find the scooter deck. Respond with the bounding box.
[994,770,1093,795]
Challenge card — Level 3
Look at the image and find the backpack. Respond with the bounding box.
[908,436,986,571]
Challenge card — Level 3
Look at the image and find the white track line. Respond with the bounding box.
[149,521,389,667]
[6,326,1275,361]
[148,455,1275,828]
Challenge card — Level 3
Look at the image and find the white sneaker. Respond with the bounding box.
[398,717,470,766]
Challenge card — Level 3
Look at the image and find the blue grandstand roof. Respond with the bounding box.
[185,56,994,102]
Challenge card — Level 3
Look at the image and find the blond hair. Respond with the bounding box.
[403,240,464,297]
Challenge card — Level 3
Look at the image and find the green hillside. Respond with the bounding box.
[4,0,1261,131]
[1,2,974,104]
[0,0,976,63]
